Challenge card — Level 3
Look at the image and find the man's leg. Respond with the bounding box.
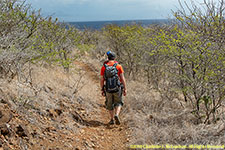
[106,92,115,124]
[114,105,121,125]
[114,105,121,116]
[113,89,123,125]
[109,109,114,120]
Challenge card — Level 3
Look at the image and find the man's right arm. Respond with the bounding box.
[100,75,105,90]
[100,66,106,96]
[120,73,127,96]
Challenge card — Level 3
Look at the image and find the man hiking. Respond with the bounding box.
[100,51,127,125]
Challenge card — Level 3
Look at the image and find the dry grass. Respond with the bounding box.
[0,61,108,149]
[1,57,225,149]
[122,80,225,146]
[82,57,225,146]
[0,62,98,117]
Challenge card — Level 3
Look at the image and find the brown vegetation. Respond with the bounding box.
[1,0,225,149]
[0,58,130,149]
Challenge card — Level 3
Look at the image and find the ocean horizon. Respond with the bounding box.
[67,19,170,30]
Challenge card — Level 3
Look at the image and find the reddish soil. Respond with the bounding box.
[73,61,130,150]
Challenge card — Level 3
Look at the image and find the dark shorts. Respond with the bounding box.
[105,88,123,110]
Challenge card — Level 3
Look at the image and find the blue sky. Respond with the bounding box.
[26,0,204,22]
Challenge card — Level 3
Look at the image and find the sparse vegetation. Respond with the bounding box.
[90,0,225,124]
[86,0,225,146]
[1,0,225,149]
[0,0,82,82]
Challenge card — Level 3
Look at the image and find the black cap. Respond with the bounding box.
[107,52,116,60]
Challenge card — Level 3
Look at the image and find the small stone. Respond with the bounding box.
[84,141,90,147]
[0,124,10,136]
[80,129,85,134]
[15,125,27,137]
[0,109,12,125]
[55,109,62,116]
[91,143,96,148]
[47,109,58,118]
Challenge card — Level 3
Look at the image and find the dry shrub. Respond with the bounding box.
[0,62,89,111]
[0,59,107,149]
[123,80,225,146]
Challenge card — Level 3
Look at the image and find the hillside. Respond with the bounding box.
[0,58,130,150]
[1,57,225,150]
[1,0,225,149]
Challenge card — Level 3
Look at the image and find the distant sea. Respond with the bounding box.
[67,19,170,30]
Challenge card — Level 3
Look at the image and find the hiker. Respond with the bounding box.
[100,51,127,125]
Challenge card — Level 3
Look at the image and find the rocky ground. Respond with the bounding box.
[0,60,130,150]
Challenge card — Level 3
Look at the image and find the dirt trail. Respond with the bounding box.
[74,61,130,150]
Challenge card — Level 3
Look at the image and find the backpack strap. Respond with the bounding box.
[113,63,118,74]
[103,61,109,65]
[104,63,108,68]
[113,63,118,67]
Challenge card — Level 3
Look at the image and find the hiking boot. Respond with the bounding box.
[108,119,114,125]
[114,115,120,125]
